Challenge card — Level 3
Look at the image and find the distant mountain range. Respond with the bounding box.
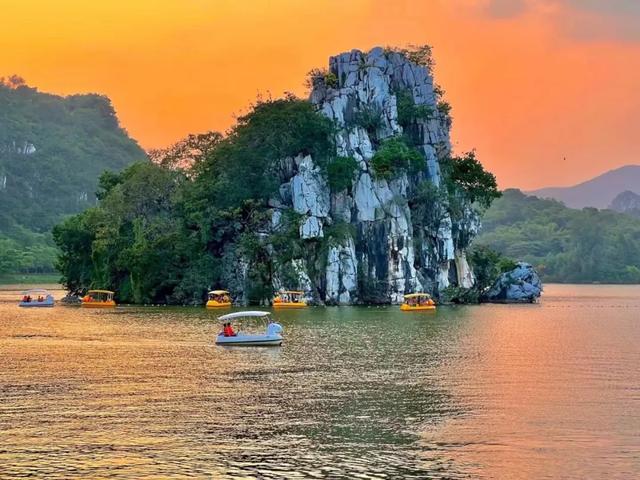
[526,165,640,209]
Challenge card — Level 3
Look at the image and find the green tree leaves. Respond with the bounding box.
[443,151,501,209]
[326,156,358,192]
[371,137,423,180]
[475,189,640,283]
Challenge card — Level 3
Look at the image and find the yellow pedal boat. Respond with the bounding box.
[81,290,116,308]
[400,293,436,311]
[206,290,232,308]
[273,290,307,308]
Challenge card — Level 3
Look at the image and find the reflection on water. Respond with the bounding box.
[1,284,639,478]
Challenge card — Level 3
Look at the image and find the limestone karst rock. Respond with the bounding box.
[228,47,481,304]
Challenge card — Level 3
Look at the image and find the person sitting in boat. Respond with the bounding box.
[37,296,43,302]
[223,323,236,337]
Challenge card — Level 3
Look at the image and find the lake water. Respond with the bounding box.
[1,284,639,479]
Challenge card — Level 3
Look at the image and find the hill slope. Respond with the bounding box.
[0,79,145,275]
[610,190,640,219]
[527,165,640,209]
[474,189,640,283]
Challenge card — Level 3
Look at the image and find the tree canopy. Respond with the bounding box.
[52,91,501,303]
[475,189,640,283]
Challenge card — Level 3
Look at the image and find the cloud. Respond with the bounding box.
[478,0,640,41]
[565,0,640,16]
[483,0,528,18]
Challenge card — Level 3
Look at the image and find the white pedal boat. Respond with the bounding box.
[19,289,54,308]
[216,311,283,347]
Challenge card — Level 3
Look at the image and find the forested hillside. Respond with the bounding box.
[53,47,501,304]
[0,76,145,276]
[474,189,640,283]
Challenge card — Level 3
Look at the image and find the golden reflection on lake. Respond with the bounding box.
[1,284,639,478]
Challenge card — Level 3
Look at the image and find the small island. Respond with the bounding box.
[50,46,520,306]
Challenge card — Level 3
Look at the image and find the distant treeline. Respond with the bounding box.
[0,79,145,276]
[474,189,640,283]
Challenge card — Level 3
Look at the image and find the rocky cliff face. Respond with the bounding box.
[232,47,480,305]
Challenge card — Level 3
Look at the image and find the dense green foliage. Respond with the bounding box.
[196,94,334,208]
[53,96,338,303]
[52,86,502,303]
[305,68,338,90]
[326,156,358,191]
[53,162,207,302]
[370,136,423,180]
[0,79,144,275]
[475,189,640,283]
[442,151,501,209]
[353,105,383,136]
[395,89,434,129]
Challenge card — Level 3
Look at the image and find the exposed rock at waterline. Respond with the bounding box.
[486,262,542,303]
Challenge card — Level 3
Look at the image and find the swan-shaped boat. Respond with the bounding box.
[19,289,54,308]
[216,311,283,346]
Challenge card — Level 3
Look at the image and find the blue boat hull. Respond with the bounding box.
[215,334,282,346]
[19,300,54,308]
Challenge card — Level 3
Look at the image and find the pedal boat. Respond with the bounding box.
[206,290,231,308]
[19,289,54,307]
[272,290,307,308]
[216,311,283,347]
[400,293,436,311]
[81,290,116,308]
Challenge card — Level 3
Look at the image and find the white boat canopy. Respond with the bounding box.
[21,289,52,295]
[218,311,271,321]
[209,290,229,295]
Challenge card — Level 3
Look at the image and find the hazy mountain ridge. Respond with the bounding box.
[527,165,640,209]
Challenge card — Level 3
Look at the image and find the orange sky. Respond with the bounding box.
[1,0,639,189]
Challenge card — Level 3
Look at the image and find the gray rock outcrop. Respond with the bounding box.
[609,190,640,219]
[227,46,481,305]
[486,262,542,303]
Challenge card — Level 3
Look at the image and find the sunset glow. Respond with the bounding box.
[2,0,639,188]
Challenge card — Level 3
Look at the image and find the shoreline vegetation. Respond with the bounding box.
[0,75,145,281]
[50,46,505,306]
